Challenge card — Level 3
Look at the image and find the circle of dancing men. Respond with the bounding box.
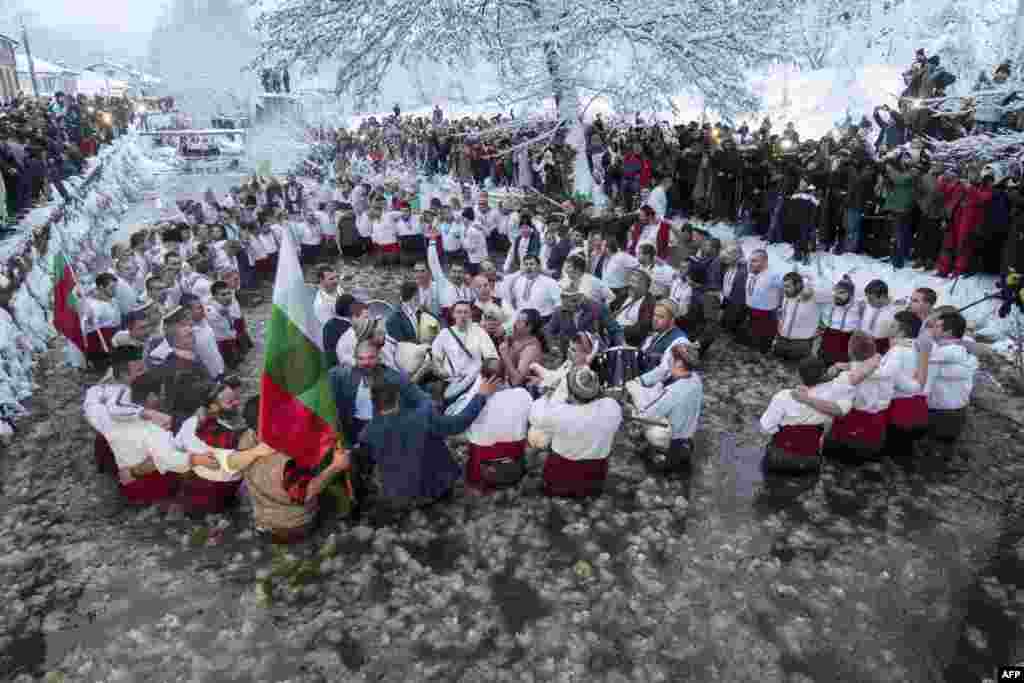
[79,169,979,541]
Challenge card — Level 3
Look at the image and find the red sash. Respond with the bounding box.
[887,395,928,430]
[466,440,526,486]
[830,408,888,449]
[821,328,852,365]
[377,243,400,254]
[769,424,823,458]
[747,308,777,342]
[120,472,177,505]
[542,452,608,497]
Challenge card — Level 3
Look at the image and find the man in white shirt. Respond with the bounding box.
[819,277,864,366]
[759,358,855,473]
[646,175,672,221]
[313,265,341,332]
[504,254,562,322]
[206,281,241,369]
[741,249,784,352]
[881,311,928,455]
[637,243,675,298]
[773,272,822,361]
[529,366,623,497]
[426,230,477,319]
[822,331,892,459]
[298,211,323,265]
[859,279,897,356]
[562,254,613,306]
[600,235,639,308]
[182,294,226,379]
[634,341,703,471]
[463,215,489,275]
[923,311,978,445]
[446,358,533,492]
[432,301,499,380]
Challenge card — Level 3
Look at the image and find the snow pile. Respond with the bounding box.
[0,135,161,425]
[701,220,1011,340]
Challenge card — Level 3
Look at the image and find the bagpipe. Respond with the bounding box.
[528,346,672,451]
[956,270,1024,318]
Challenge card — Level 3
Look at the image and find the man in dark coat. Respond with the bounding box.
[356,373,497,520]
[719,244,749,334]
[385,281,422,343]
[545,289,608,357]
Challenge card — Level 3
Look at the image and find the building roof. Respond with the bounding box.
[15,53,64,75]
[84,61,162,85]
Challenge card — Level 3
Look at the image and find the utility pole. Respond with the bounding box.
[20,19,39,98]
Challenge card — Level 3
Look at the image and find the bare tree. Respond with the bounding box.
[251,0,797,121]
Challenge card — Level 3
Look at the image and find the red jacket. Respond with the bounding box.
[628,220,671,260]
[640,158,653,188]
[937,176,992,236]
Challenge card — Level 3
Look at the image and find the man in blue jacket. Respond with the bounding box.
[357,371,498,521]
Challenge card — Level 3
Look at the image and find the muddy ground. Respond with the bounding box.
[1,257,1023,683]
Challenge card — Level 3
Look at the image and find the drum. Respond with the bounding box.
[396,342,431,382]
[595,346,641,389]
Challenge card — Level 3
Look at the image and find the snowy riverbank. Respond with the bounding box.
[0,135,162,430]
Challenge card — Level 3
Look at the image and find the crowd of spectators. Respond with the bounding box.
[300,51,1023,281]
[0,92,136,226]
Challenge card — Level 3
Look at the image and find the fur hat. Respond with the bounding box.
[566,366,601,403]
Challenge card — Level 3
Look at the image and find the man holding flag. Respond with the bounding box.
[52,250,88,369]
[225,223,354,540]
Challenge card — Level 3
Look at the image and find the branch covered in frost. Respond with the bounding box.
[252,0,796,118]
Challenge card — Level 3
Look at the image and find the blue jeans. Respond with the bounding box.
[891,213,912,269]
[766,199,785,243]
[844,207,863,254]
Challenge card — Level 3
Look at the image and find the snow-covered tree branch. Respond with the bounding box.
[251,0,797,119]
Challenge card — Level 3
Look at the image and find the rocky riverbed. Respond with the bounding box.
[1,257,1023,683]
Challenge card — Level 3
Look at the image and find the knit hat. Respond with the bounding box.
[566,366,601,403]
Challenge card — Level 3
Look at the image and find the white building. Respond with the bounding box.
[15,53,78,97]
[83,61,162,96]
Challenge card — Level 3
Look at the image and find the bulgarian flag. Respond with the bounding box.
[259,226,338,468]
[52,251,85,360]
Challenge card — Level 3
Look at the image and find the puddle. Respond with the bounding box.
[489,568,552,634]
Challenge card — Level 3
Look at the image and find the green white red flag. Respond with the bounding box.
[52,251,85,356]
[258,228,338,468]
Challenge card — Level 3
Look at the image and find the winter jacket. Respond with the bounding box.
[845,165,876,210]
[915,171,946,219]
[937,176,993,238]
[882,166,915,214]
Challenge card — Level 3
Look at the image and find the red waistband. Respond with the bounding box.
[468,440,527,460]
